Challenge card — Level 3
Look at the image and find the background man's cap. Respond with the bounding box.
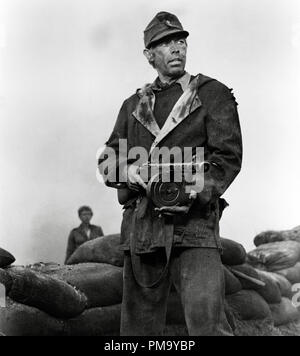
[144,11,189,49]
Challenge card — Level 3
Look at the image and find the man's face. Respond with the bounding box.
[148,35,187,79]
[79,211,92,224]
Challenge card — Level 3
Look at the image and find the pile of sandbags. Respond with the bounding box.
[66,235,247,268]
[246,226,300,327]
[222,264,279,324]
[219,240,282,326]
[1,231,300,336]
[0,239,125,336]
[165,230,300,335]
[0,262,123,336]
[166,233,300,332]
[0,297,122,337]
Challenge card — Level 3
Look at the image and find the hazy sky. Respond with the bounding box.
[1,0,300,265]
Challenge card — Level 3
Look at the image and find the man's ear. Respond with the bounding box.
[143,49,152,62]
[143,49,155,68]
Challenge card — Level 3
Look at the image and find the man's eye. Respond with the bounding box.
[158,39,186,47]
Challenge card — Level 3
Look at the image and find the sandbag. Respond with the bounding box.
[276,263,300,284]
[223,266,242,295]
[247,241,300,272]
[226,290,271,321]
[0,248,15,268]
[229,264,263,290]
[0,269,13,294]
[263,272,293,298]
[0,298,64,336]
[220,238,246,266]
[254,226,300,246]
[269,298,300,326]
[45,263,123,308]
[7,268,87,318]
[67,234,124,267]
[255,269,282,304]
[65,304,121,336]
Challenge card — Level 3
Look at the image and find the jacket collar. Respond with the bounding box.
[151,72,191,92]
[149,75,202,154]
[79,223,92,230]
[132,73,202,149]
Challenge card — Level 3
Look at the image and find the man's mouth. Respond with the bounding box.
[169,58,182,64]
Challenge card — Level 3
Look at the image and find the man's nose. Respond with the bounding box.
[169,41,180,53]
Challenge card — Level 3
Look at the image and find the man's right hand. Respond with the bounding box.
[124,164,147,191]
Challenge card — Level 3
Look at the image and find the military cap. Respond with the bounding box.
[144,11,189,49]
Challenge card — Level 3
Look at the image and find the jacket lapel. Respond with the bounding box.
[132,74,203,147]
[79,224,88,240]
[149,75,202,155]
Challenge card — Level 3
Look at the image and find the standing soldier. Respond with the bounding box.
[99,11,242,335]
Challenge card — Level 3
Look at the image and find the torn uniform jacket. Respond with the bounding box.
[99,72,243,254]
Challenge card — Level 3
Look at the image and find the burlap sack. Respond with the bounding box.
[254,269,282,304]
[66,234,124,267]
[254,226,300,246]
[0,248,15,268]
[247,241,300,272]
[276,262,300,284]
[263,271,292,298]
[0,298,64,336]
[226,290,271,321]
[7,268,87,318]
[269,298,300,326]
[46,263,123,308]
[229,264,262,290]
[220,238,247,266]
[65,304,121,336]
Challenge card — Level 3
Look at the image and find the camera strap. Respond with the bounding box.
[129,202,174,289]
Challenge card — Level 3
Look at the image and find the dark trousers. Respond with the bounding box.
[120,247,233,336]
